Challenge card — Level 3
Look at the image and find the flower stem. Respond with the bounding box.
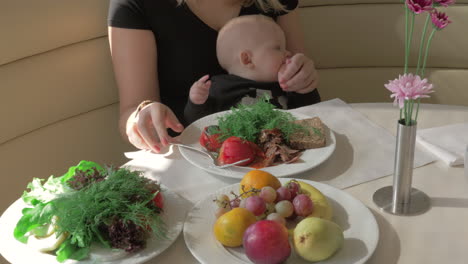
[415,98,421,121]
[409,99,414,125]
[421,28,437,77]
[404,6,409,74]
[416,14,431,75]
[404,100,410,125]
[406,13,416,73]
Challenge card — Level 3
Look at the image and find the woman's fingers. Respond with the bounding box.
[137,108,162,152]
[164,107,184,134]
[278,53,319,93]
[129,101,186,153]
[127,123,151,150]
[278,56,302,84]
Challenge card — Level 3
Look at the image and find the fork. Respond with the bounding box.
[171,143,250,169]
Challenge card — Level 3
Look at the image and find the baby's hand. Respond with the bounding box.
[189,74,211,104]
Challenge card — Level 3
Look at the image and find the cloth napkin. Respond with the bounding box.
[416,122,468,167]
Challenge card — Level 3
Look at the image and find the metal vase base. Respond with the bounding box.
[373,120,431,216]
[373,186,431,216]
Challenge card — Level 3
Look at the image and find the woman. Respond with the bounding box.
[108,0,319,153]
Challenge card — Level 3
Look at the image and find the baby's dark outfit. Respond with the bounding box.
[184,74,321,124]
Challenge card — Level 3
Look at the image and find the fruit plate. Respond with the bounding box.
[183,179,379,264]
[0,185,187,264]
[179,111,336,179]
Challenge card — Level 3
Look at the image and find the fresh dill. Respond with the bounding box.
[51,167,166,249]
[217,96,306,143]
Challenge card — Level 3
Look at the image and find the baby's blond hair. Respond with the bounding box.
[216,15,281,71]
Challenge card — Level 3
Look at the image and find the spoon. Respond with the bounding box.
[172,143,250,169]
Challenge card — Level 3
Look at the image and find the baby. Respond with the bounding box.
[184,15,320,124]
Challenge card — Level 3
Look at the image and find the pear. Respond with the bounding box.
[293,217,344,262]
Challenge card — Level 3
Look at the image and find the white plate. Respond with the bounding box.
[179,111,336,178]
[183,179,379,264]
[0,185,186,264]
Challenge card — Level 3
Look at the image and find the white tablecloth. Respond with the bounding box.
[126,98,436,190]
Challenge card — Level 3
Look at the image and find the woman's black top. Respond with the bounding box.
[108,0,299,125]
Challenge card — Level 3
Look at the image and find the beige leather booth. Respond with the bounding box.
[300,0,468,105]
[0,1,467,257]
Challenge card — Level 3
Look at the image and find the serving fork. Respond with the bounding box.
[172,143,249,169]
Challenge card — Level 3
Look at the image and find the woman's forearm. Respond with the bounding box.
[108,26,160,141]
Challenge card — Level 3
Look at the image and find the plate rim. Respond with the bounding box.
[179,110,337,179]
[183,178,379,264]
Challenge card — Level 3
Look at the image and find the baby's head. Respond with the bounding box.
[217,15,291,82]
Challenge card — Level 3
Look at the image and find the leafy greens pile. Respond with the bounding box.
[14,160,166,262]
[217,96,307,143]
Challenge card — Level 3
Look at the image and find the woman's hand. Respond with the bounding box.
[127,102,184,153]
[278,53,319,94]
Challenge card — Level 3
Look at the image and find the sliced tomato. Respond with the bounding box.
[218,136,257,166]
[199,126,223,152]
[152,191,164,210]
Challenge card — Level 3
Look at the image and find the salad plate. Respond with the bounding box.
[183,179,379,264]
[179,111,336,179]
[0,185,186,264]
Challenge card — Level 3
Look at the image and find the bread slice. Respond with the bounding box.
[288,117,326,150]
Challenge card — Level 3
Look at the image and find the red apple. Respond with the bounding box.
[243,220,291,264]
[218,136,256,166]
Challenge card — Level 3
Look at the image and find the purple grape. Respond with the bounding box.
[293,194,314,216]
[245,196,267,216]
[275,187,292,202]
[287,181,300,199]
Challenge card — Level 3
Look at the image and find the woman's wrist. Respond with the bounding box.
[134,100,155,118]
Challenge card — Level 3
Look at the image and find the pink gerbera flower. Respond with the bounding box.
[431,10,452,29]
[406,0,434,14]
[385,74,434,108]
[434,0,455,7]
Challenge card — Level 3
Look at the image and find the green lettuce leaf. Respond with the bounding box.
[56,239,90,263]
[13,203,54,243]
[22,176,70,205]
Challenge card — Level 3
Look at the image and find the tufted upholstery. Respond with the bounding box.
[0,2,467,253]
[299,0,468,105]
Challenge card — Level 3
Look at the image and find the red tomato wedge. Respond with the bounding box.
[152,191,164,210]
[218,136,258,166]
[199,126,223,152]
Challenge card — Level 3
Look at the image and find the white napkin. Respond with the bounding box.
[416,122,468,166]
